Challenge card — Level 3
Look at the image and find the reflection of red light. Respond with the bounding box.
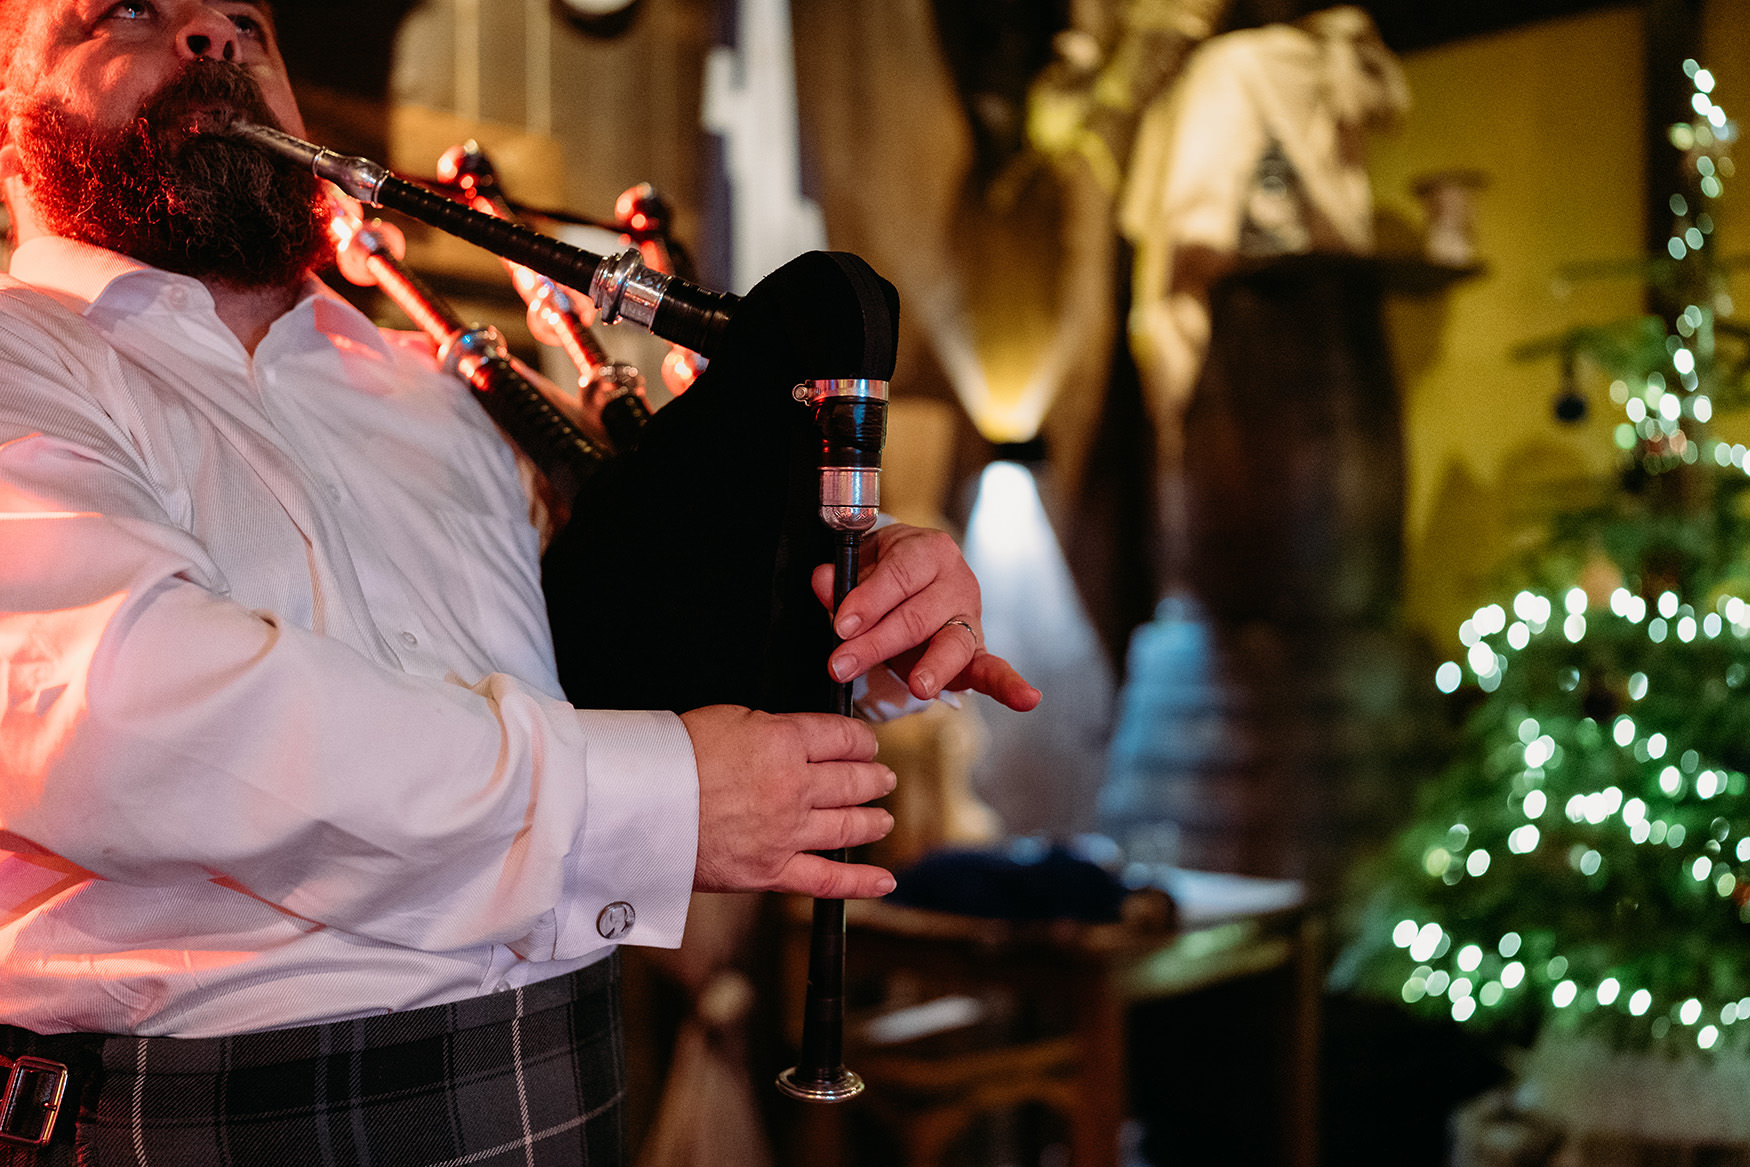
[326,203,364,255]
[628,213,648,231]
[661,348,701,397]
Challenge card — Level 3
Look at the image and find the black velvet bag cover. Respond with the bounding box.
[542,251,899,716]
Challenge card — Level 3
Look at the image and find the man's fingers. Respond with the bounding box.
[808,760,897,810]
[796,803,895,853]
[788,711,880,763]
[827,527,970,640]
[897,621,981,699]
[687,705,902,896]
[951,651,1043,712]
[779,852,897,900]
[829,596,976,686]
[831,529,949,634]
[810,562,837,610]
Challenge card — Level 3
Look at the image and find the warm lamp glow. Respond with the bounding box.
[941,341,1060,445]
[960,459,1114,839]
[963,461,1057,576]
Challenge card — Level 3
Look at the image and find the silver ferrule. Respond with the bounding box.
[320,150,391,204]
[229,121,390,203]
[796,378,889,532]
[588,249,672,330]
[582,362,646,405]
[819,469,881,532]
[437,326,510,383]
[792,378,891,407]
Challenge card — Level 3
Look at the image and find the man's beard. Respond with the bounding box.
[14,64,332,289]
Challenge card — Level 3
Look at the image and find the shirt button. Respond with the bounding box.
[597,902,635,940]
[399,631,419,648]
[166,287,189,309]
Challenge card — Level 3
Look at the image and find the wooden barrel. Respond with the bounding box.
[1177,255,1407,627]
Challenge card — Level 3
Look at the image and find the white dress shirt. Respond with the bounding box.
[0,237,700,1038]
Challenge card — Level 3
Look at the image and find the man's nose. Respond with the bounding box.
[177,8,240,62]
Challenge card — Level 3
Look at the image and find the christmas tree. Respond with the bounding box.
[1333,60,1750,1141]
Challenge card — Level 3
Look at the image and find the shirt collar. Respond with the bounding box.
[8,235,393,360]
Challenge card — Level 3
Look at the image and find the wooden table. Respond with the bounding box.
[778,867,1320,1167]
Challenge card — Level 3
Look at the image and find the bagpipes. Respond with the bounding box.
[432,141,656,455]
[242,123,886,1102]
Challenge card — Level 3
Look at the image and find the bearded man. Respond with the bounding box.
[0,4,1039,1165]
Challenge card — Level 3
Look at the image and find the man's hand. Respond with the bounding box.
[683,705,898,898]
[812,524,1042,712]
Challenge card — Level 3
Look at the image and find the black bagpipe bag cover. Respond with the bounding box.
[542,250,900,717]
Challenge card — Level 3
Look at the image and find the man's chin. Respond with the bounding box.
[55,199,330,291]
[201,260,328,293]
[133,231,329,291]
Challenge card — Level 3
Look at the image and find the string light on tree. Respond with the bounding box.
[1336,63,1750,1109]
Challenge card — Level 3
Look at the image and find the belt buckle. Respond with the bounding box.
[0,1055,68,1145]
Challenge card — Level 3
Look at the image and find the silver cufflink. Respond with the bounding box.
[596,901,635,940]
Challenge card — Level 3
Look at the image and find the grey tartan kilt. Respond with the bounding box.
[1,955,624,1167]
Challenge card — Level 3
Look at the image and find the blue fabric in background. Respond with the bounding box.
[889,845,1129,923]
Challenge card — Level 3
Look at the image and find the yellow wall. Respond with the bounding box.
[1373,6,1647,645]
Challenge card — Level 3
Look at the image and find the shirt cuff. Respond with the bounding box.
[550,708,698,958]
[854,663,958,723]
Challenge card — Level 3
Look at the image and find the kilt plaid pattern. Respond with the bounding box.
[0,956,624,1167]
